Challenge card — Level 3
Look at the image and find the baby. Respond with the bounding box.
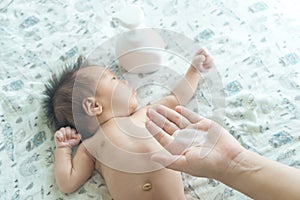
[43,49,213,200]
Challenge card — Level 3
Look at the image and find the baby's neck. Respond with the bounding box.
[99,116,150,140]
[99,113,131,126]
[98,107,140,126]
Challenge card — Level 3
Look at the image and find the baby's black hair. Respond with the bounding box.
[42,56,84,131]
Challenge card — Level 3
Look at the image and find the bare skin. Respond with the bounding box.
[145,105,300,200]
[54,49,213,199]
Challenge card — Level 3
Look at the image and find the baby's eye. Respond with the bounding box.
[112,77,117,80]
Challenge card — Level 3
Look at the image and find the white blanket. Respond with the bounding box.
[0,0,299,199]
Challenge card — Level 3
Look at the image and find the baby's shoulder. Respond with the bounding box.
[77,142,95,161]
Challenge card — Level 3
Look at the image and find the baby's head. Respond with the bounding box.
[43,57,138,137]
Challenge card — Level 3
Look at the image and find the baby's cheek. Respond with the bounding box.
[129,96,139,110]
[111,85,132,110]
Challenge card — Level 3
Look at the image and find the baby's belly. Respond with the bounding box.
[98,163,185,200]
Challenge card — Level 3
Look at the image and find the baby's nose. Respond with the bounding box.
[121,80,129,84]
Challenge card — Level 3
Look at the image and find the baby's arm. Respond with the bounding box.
[154,48,213,108]
[54,127,95,193]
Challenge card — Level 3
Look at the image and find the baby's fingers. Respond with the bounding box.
[55,131,64,142]
[192,55,206,72]
[71,128,77,136]
[73,133,82,142]
[57,127,68,141]
[196,48,209,57]
[69,128,80,139]
[68,137,81,146]
[203,55,214,69]
[65,127,73,140]
[195,48,214,70]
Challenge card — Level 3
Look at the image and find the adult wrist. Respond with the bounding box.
[217,149,264,195]
[218,149,258,183]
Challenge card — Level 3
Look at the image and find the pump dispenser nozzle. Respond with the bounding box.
[113,4,165,73]
[112,5,144,30]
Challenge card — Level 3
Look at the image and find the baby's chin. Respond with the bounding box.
[128,100,140,114]
[129,102,139,114]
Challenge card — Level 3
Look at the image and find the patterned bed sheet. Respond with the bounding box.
[0,0,299,199]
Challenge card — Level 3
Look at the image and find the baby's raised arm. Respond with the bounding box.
[153,48,213,109]
[54,127,95,193]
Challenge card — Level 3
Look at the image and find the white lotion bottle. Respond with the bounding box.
[113,5,165,73]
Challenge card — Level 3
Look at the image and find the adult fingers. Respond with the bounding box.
[155,105,191,129]
[146,120,174,147]
[187,119,212,131]
[175,106,204,123]
[147,108,180,135]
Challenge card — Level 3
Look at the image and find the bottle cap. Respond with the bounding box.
[112,5,144,30]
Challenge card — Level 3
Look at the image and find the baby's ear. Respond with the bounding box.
[82,97,103,116]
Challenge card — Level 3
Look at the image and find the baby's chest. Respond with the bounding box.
[108,116,159,153]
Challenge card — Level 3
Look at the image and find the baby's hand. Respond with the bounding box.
[192,48,214,72]
[54,127,81,148]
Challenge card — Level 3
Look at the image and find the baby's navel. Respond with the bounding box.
[142,182,152,191]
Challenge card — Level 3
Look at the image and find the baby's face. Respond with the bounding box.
[84,66,139,116]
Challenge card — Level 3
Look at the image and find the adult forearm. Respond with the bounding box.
[171,66,201,105]
[219,150,300,200]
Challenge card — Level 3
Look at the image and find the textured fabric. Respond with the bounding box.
[0,0,299,199]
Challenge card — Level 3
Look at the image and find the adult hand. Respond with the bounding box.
[147,106,300,199]
[146,105,245,179]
